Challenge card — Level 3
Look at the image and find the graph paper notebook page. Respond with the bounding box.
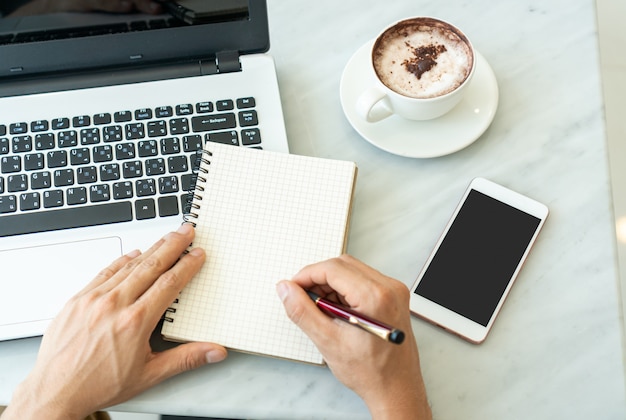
[161,143,357,364]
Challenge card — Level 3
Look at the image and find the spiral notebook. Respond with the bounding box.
[161,143,358,364]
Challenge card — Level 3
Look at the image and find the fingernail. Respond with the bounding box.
[188,247,204,257]
[206,348,227,363]
[276,281,289,302]
[126,249,141,258]
[177,223,193,234]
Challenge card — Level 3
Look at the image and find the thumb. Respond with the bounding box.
[276,280,335,347]
[148,342,228,384]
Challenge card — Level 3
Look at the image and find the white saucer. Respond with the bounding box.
[340,40,499,158]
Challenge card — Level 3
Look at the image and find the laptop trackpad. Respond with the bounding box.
[1,237,122,340]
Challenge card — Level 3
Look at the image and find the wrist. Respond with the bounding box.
[3,376,84,420]
[365,382,432,420]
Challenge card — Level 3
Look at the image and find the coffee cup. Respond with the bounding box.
[356,17,475,122]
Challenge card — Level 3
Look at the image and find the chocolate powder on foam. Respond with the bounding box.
[402,42,448,80]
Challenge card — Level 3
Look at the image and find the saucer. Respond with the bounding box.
[339,40,499,158]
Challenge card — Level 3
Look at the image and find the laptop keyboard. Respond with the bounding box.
[0,97,261,237]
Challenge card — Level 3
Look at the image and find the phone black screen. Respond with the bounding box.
[414,189,541,326]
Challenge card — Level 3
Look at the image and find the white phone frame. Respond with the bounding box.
[409,178,549,343]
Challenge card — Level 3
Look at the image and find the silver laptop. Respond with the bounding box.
[0,0,289,341]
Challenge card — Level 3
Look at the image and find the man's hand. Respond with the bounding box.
[2,224,227,420]
[277,255,432,420]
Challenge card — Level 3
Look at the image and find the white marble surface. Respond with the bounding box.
[597,0,626,348]
[1,0,625,418]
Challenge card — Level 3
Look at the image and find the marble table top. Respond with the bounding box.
[1,0,624,418]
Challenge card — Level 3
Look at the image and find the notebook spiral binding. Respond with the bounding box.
[164,150,212,324]
[182,149,213,227]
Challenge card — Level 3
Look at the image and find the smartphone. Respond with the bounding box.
[409,178,548,343]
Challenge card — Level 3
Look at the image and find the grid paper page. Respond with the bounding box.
[162,143,357,364]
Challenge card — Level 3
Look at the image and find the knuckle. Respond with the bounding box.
[158,270,182,292]
[178,352,202,372]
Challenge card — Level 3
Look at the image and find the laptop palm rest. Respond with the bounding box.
[1,236,122,341]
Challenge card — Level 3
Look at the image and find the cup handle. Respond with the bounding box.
[355,87,393,123]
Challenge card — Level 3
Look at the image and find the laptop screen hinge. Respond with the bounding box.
[203,51,241,75]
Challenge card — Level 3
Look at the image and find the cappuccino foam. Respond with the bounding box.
[373,19,473,99]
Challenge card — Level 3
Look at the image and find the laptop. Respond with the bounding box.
[0,0,289,341]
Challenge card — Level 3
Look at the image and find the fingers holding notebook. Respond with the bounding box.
[1,226,227,419]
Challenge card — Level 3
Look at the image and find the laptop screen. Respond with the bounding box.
[0,0,268,80]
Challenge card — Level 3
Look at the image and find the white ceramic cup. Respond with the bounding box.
[356,17,476,123]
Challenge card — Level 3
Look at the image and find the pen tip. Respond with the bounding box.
[306,290,320,301]
[389,329,405,344]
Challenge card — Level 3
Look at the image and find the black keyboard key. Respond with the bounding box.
[115,142,136,160]
[80,128,100,145]
[73,115,91,127]
[35,133,55,150]
[93,145,113,163]
[51,118,70,130]
[0,195,17,213]
[169,118,189,135]
[103,126,123,142]
[125,123,145,140]
[9,122,27,135]
[100,163,121,181]
[89,184,111,202]
[122,161,143,178]
[31,171,51,189]
[158,176,178,194]
[136,179,156,197]
[216,100,234,111]
[176,104,193,115]
[113,181,133,199]
[58,130,78,148]
[19,192,40,211]
[7,174,27,192]
[0,201,133,237]
[0,125,6,136]
[196,102,213,113]
[94,113,112,125]
[145,158,166,176]
[1,156,21,173]
[70,148,91,165]
[31,120,49,132]
[191,113,236,133]
[47,150,68,168]
[0,138,9,154]
[0,177,3,193]
[167,155,188,173]
[238,110,258,127]
[158,195,179,217]
[155,106,173,118]
[241,128,261,146]
[160,137,180,155]
[182,135,202,152]
[24,153,44,171]
[54,168,74,186]
[138,140,158,157]
[135,198,156,220]
[77,166,97,184]
[67,187,87,205]
[147,120,167,137]
[206,130,238,146]
[135,108,153,120]
[43,190,63,208]
[114,111,132,123]
[12,135,32,153]
[236,97,256,109]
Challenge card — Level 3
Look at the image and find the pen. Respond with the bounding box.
[306,291,405,344]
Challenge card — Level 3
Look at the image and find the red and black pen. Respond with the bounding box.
[306,291,405,344]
